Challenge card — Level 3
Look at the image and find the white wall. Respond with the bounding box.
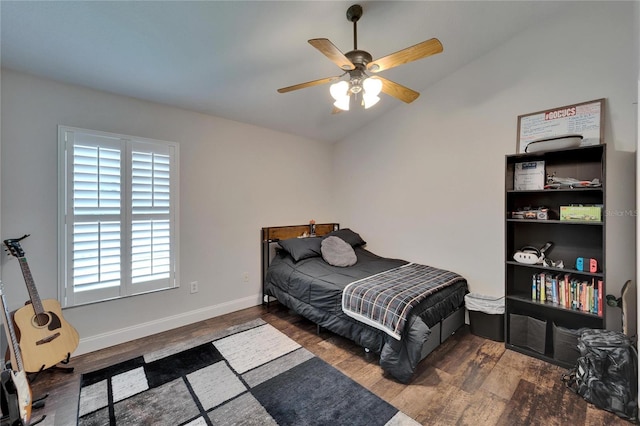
[0,69,335,354]
[334,2,637,329]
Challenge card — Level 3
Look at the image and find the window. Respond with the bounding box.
[58,126,179,307]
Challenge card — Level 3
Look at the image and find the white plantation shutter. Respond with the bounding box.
[59,127,179,307]
[130,144,172,287]
[131,220,170,283]
[73,144,121,215]
[72,221,121,292]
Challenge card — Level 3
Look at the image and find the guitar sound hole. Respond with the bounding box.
[33,312,50,327]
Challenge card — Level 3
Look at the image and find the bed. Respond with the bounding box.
[261,223,468,383]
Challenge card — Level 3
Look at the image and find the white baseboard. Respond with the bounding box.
[75,294,262,356]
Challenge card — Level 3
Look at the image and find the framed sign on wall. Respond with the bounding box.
[516,98,605,153]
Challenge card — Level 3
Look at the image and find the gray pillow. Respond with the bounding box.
[321,236,357,267]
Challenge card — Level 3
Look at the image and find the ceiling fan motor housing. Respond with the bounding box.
[345,50,372,69]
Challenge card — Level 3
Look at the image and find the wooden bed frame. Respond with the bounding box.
[260,223,465,361]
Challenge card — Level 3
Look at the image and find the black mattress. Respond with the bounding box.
[264,246,467,382]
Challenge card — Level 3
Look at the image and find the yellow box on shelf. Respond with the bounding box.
[559,205,602,222]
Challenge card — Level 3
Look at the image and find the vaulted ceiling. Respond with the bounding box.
[1,1,569,143]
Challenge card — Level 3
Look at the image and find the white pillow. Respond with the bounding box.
[321,236,357,267]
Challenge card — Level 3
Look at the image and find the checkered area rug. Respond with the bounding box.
[77,319,418,425]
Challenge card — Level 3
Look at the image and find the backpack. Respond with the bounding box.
[563,329,638,422]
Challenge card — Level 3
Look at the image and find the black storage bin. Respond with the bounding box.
[465,293,505,342]
[509,313,547,354]
[552,323,582,365]
[469,311,505,342]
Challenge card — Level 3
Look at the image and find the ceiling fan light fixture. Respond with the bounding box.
[330,80,350,110]
[361,77,382,109]
[363,94,380,109]
[363,77,382,97]
[333,95,350,111]
[330,80,349,101]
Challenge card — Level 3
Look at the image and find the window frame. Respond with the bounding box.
[58,126,180,307]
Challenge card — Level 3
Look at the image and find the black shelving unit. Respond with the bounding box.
[505,145,606,368]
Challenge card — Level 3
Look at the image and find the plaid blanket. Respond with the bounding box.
[341,263,465,340]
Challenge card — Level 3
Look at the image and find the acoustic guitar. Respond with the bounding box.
[3,236,79,373]
[0,281,32,425]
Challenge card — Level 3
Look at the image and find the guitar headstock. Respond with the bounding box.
[3,235,30,258]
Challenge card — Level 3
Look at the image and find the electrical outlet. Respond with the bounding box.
[242,272,249,283]
[190,281,199,294]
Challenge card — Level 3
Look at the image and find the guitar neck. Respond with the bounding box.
[18,257,45,315]
[0,284,25,372]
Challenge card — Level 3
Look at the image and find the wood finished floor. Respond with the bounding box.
[13,303,629,426]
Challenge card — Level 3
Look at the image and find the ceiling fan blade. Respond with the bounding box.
[308,38,355,71]
[368,38,443,73]
[375,76,420,103]
[277,76,340,93]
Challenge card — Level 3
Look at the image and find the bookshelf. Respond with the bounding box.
[504,144,606,368]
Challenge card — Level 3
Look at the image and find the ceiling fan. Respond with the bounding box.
[277,4,443,111]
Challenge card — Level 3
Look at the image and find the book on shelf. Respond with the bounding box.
[564,273,570,309]
[551,275,559,304]
[597,280,603,316]
[530,272,602,316]
[545,274,552,303]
